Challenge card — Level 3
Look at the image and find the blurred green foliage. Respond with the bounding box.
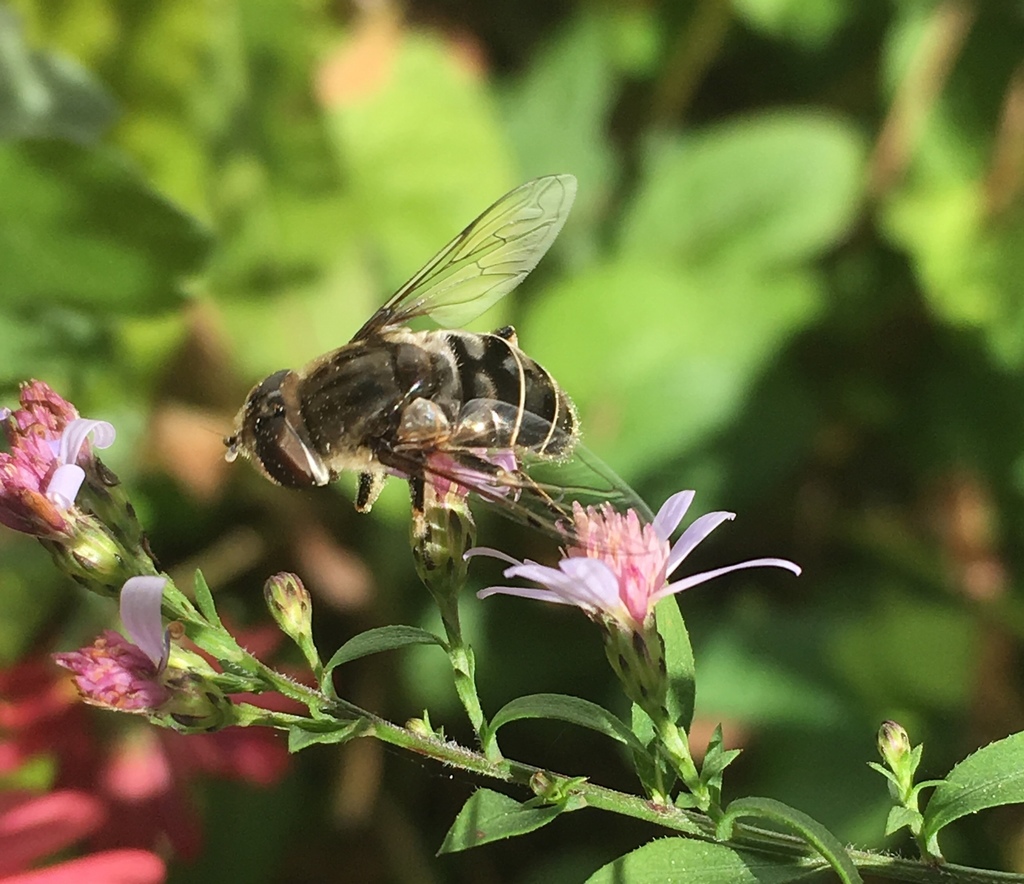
[1,0,1023,881]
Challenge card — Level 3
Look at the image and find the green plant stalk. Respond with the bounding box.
[225,697,1024,884]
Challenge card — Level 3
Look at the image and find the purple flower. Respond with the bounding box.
[53,577,170,713]
[0,380,115,536]
[469,490,801,631]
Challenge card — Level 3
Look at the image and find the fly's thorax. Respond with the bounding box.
[442,330,577,456]
[296,334,461,463]
[228,369,331,487]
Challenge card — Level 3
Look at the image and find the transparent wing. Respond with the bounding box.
[352,174,577,339]
[417,400,653,542]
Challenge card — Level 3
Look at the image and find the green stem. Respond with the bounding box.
[241,699,1024,884]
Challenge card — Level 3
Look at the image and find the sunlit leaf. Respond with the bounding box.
[0,6,116,142]
[921,732,1024,844]
[585,837,826,883]
[620,111,864,269]
[522,262,821,477]
[0,140,210,313]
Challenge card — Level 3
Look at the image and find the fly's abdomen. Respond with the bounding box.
[444,330,577,456]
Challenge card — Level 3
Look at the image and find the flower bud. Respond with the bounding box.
[602,618,669,720]
[411,490,476,609]
[159,669,236,733]
[878,720,912,771]
[264,572,320,674]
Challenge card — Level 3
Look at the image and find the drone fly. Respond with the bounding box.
[225,174,649,534]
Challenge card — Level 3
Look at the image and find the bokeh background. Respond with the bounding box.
[1,0,1023,881]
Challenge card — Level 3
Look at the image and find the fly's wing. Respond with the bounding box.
[421,399,654,541]
[352,175,577,339]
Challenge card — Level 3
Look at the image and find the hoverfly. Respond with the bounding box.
[224,174,650,536]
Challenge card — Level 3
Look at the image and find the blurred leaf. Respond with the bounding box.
[585,837,825,883]
[438,788,572,854]
[0,6,116,142]
[323,23,514,296]
[522,262,821,477]
[883,183,1024,368]
[830,593,978,712]
[731,0,851,48]
[501,10,618,253]
[0,140,210,313]
[717,797,862,884]
[620,112,865,269]
[921,732,1024,844]
[324,624,445,674]
[489,693,647,755]
[696,628,846,728]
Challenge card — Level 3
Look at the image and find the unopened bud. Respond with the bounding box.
[878,720,911,771]
[264,572,320,674]
[160,669,236,733]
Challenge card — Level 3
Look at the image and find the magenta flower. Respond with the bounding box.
[0,380,114,536]
[470,490,801,631]
[0,789,165,883]
[53,577,170,714]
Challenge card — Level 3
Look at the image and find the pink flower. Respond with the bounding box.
[0,789,165,883]
[0,381,114,537]
[53,578,170,714]
[470,490,801,631]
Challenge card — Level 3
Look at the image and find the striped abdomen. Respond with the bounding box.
[441,330,577,456]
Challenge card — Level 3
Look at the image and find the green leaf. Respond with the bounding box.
[324,29,513,303]
[885,805,923,837]
[658,594,696,730]
[717,797,862,884]
[521,262,822,478]
[324,625,445,674]
[585,837,826,883]
[0,7,116,143]
[501,10,618,252]
[0,141,210,314]
[438,788,571,854]
[287,719,370,753]
[731,0,851,48]
[193,570,221,628]
[489,693,647,756]
[921,732,1024,844]
[620,111,865,269]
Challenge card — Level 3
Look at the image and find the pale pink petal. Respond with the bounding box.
[666,511,736,576]
[654,557,803,601]
[119,577,169,669]
[44,464,85,508]
[651,490,695,543]
[477,585,571,605]
[464,546,523,567]
[503,562,582,595]
[56,419,116,465]
[557,557,622,609]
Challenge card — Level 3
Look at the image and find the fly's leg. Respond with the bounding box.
[356,471,386,512]
[409,475,428,543]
